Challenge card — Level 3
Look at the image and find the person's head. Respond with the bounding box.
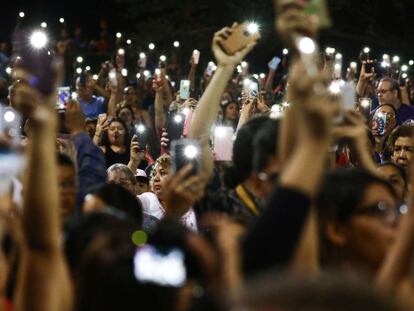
[58,154,77,219]
[117,105,134,128]
[115,52,125,69]
[101,117,129,148]
[82,183,143,226]
[151,155,171,199]
[317,169,399,272]
[75,74,94,101]
[123,86,137,106]
[85,118,97,139]
[135,169,150,195]
[388,124,414,169]
[251,119,280,198]
[106,164,136,194]
[376,162,407,204]
[377,78,401,107]
[222,101,239,124]
[371,104,397,138]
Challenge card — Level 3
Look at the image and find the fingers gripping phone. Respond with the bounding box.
[219,23,261,55]
[166,112,186,143]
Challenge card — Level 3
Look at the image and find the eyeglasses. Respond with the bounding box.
[377,89,392,95]
[353,201,408,225]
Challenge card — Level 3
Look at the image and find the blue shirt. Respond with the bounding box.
[371,97,414,125]
[79,95,106,118]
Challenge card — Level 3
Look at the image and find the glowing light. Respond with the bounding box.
[71,92,78,100]
[118,48,125,56]
[30,31,48,49]
[5,67,11,75]
[126,39,132,45]
[148,43,155,50]
[85,66,91,71]
[363,47,370,53]
[160,55,167,62]
[59,18,65,23]
[298,37,316,55]
[360,98,371,108]
[76,68,82,74]
[259,73,266,79]
[393,56,400,63]
[173,41,180,47]
[109,71,117,80]
[121,69,128,77]
[143,70,150,77]
[136,124,146,133]
[253,74,259,80]
[335,53,343,60]
[116,32,122,39]
[92,74,98,80]
[136,73,141,79]
[402,73,408,79]
[155,68,161,76]
[184,145,198,159]
[236,65,242,73]
[4,111,15,123]
[329,81,342,95]
[19,12,25,18]
[350,62,357,70]
[76,56,83,63]
[282,48,289,55]
[40,22,47,28]
[174,114,184,124]
[402,65,409,72]
[214,126,227,138]
[325,47,335,55]
[140,53,146,59]
[247,23,259,34]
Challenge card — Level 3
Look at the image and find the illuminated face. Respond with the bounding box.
[107,121,126,146]
[392,137,414,169]
[377,81,398,106]
[225,103,239,121]
[151,162,170,198]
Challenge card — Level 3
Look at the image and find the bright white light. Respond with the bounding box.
[298,37,316,55]
[381,61,388,68]
[116,32,122,39]
[165,75,169,80]
[282,101,290,108]
[259,73,266,79]
[393,56,400,63]
[109,71,117,80]
[40,22,47,28]
[5,67,11,75]
[19,12,25,18]
[270,105,284,119]
[85,66,91,71]
[173,41,180,47]
[253,74,259,80]
[334,63,342,70]
[118,48,125,56]
[30,31,48,49]
[243,78,252,87]
[402,73,408,79]
[76,68,82,74]
[121,69,128,77]
[247,23,259,34]
[335,53,343,60]
[325,47,335,55]
[174,114,183,124]
[329,81,342,95]
[184,145,198,159]
[214,126,227,138]
[402,65,408,72]
[76,56,83,63]
[59,18,64,23]
[182,107,190,117]
[360,98,371,108]
[148,43,155,50]
[160,55,167,62]
[4,111,15,123]
[126,39,132,45]
[363,47,370,53]
[92,74,98,80]
[155,68,161,76]
[282,48,289,55]
[136,73,141,79]
[236,65,242,73]
[144,70,150,77]
[140,52,146,59]
[350,62,357,70]
[71,92,78,100]
[136,124,146,133]
[410,60,414,66]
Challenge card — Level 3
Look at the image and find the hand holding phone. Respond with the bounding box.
[268,56,281,71]
[213,127,234,161]
[217,22,261,56]
[179,80,190,100]
[171,139,201,176]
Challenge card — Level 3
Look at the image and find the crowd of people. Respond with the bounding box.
[1,1,414,310]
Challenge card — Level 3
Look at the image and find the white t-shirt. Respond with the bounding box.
[138,192,197,231]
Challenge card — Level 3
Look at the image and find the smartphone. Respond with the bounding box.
[364,61,377,73]
[179,80,190,100]
[138,53,147,69]
[109,69,118,87]
[166,112,185,142]
[56,87,71,111]
[171,139,201,175]
[219,23,261,55]
[134,123,148,151]
[213,126,234,161]
[79,71,87,87]
[340,81,356,111]
[192,50,200,64]
[12,30,58,95]
[268,56,281,71]
[134,245,186,288]
[206,62,216,76]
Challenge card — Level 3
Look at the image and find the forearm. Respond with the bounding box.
[265,70,275,92]
[154,92,167,129]
[356,78,368,97]
[127,159,141,174]
[188,65,197,88]
[401,87,411,105]
[94,84,109,100]
[108,93,118,116]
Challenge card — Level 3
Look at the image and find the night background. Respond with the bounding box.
[1,0,414,73]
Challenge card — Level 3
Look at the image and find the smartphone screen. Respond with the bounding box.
[268,56,281,71]
[192,50,200,64]
[134,123,148,150]
[179,80,190,100]
[56,87,71,111]
[213,126,234,161]
[134,245,186,288]
[171,139,201,175]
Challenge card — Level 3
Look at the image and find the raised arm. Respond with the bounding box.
[188,25,257,177]
[13,73,72,311]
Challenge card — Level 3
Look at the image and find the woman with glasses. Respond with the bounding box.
[317,168,401,276]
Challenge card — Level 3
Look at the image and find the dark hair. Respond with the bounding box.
[100,117,130,149]
[386,124,414,149]
[85,118,98,125]
[252,119,279,173]
[317,168,396,264]
[377,162,408,191]
[220,101,239,128]
[92,183,143,226]
[380,78,401,102]
[57,153,75,168]
[224,116,274,188]
[116,104,134,118]
[375,103,397,116]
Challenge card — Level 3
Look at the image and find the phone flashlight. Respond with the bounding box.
[76,56,83,63]
[19,12,25,18]
[174,41,180,47]
[409,60,414,66]
[30,31,48,49]
[247,22,259,34]
[160,55,167,62]
[184,145,198,159]
[59,18,65,24]
[393,56,400,63]
[121,68,128,77]
[118,48,125,56]
[192,50,200,64]
[282,48,289,55]
[363,47,370,54]
[402,65,409,72]
[174,114,184,124]
[148,43,155,50]
[325,47,335,55]
[350,62,357,70]
[126,39,132,45]
[116,32,122,39]
[136,124,146,134]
